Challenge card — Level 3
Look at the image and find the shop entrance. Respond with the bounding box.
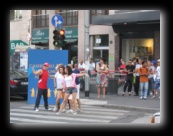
[93,49,109,64]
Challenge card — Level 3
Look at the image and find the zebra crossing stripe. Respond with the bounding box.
[17,105,129,113]
[10,113,111,123]
[10,117,66,123]
[10,109,119,120]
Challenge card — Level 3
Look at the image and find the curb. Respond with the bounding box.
[81,103,160,113]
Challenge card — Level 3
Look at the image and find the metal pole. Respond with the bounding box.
[84,10,90,98]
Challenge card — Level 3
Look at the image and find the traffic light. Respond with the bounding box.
[53,29,66,47]
[59,29,66,45]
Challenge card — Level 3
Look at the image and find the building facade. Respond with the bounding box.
[10,10,160,71]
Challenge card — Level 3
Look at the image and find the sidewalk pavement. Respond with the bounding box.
[79,85,160,113]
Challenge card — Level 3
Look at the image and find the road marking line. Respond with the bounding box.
[10,109,119,119]
[10,113,110,123]
[18,106,129,113]
[10,117,66,123]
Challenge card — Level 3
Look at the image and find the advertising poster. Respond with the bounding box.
[20,52,28,72]
[27,49,68,104]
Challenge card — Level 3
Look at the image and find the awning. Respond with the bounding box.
[10,40,28,55]
[65,39,77,43]
[31,28,49,44]
[31,40,49,44]
[92,10,160,26]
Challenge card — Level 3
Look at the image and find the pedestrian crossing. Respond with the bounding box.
[10,105,130,123]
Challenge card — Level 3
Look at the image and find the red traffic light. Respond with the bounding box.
[59,29,65,36]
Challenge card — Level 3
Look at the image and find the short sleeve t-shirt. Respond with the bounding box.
[148,66,155,78]
[156,66,160,79]
[54,72,64,89]
[135,64,142,76]
[126,65,135,77]
[72,68,80,85]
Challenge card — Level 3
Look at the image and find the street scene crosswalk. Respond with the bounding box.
[10,105,130,123]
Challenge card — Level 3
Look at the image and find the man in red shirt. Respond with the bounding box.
[32,62,51,111]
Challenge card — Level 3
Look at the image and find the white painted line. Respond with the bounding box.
[10,113,110,123]
[10,117,66,123]
[10,109,119,120]
[17,106,129,113]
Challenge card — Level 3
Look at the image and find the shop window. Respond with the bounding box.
[60,10,78,26]
[32,10,49,28]
[10,10,22,20]
[122,39,154,63]
[93,35,109,47]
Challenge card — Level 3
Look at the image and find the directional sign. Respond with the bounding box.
[51,14,64,27]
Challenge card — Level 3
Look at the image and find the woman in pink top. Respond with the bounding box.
[56,65,89,115]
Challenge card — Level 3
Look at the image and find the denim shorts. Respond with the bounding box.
[154,79,160,90]
[65,87,77,94]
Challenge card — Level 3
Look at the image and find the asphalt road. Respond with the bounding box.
[10,98,153,124]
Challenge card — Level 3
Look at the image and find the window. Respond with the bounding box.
[90,10,108,23]
[60,10,78,26]
[32,10,49,28]
[10,10,22,20]
[93,35,109,47]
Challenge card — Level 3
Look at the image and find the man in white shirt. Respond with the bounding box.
[86,58,95,78]
[152,59,160,98]
[78,60,86,71]
[134,58,142,96]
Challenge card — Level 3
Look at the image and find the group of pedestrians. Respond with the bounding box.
[32,62,89,115]
[119,57,160,100]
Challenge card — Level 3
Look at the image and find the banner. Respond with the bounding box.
[27,49,68,104]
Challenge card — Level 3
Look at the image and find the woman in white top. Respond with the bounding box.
[56,65,89,115]
[134,58,142,96]
[53,64,66,112]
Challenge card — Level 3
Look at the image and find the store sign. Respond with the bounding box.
[32,28,49,43]
[10,40,28,55]
[62,27,78,39]
[27,50,68,104]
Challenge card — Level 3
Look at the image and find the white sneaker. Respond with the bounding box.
[143,97,147,100]
[45,107,52,111]
[56,111,61,114]
[53,106,58,112]
[73,111,78,115]
[140,97,143,99]
[152,96,156,98]
[61,109,66,113]
[77,109,82,112]
[66,109,74,114]
[34,108,39,112]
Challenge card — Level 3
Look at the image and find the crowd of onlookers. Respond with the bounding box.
[118,57,160,99]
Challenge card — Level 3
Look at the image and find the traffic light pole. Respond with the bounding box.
[84,10,90,98]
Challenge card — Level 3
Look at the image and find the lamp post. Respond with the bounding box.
[84,10,90,98]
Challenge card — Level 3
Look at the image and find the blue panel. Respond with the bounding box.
[27,49,68,105]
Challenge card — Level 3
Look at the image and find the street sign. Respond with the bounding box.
[51,14,64,27]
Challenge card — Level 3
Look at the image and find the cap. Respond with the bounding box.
[44,62,49,67]
[157,59,160,62]
[151,60,156,64]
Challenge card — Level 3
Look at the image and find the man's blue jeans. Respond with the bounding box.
[140,82,148,98]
